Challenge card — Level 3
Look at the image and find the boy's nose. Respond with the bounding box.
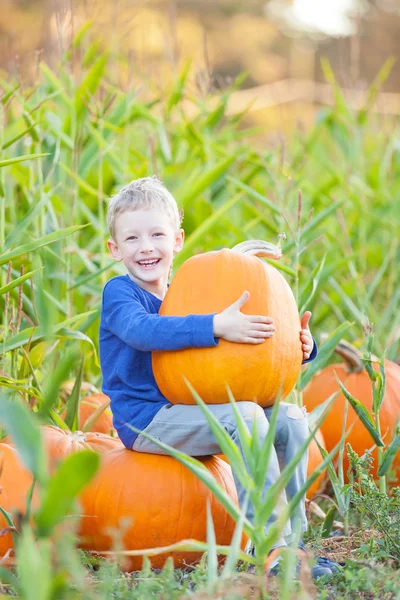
[138,240,154,252]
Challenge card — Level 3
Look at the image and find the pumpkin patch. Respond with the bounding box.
[303,342,400,482]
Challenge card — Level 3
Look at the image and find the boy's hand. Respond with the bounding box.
[213,291,275,344]
[300,311,314,360]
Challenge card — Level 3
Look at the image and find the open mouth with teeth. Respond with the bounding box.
[137,258,161,269]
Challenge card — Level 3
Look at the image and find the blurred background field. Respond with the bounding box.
[2,0,400,135]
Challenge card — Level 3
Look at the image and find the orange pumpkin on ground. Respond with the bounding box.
[62,393,115,436]
[79,449,246,571]
[40,425,123,466]
[0,443,39,562]
[218,427,327,500]
[153,241,303,406]
[303,341,400,482]
[3,426,123,470]
[0,428,123,562]
[306,430,327,498]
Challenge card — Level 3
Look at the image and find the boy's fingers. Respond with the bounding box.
[235,290,250,309]
[300,311,312,329]
[243,337,266,344]
[248,316,274,324]
[247,330,274,338]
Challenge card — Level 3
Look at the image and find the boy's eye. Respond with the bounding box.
[153,232,164,237]
[127,236,137,240]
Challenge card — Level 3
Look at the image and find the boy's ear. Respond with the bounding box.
[107,238,123,262]
[174,228,185,254]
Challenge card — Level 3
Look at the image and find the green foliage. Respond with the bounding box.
[347,446,400,563]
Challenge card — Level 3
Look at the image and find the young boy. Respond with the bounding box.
[99,176,338,578]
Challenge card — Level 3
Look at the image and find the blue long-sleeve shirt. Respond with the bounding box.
[99,275,218,448]
[99,274,317,449]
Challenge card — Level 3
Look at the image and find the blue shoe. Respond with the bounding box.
[246,541,340,579]
[268,554,332,580]
[298,540,341,574]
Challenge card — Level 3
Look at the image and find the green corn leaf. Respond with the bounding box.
[39,64,71,105]
[0,268,42,296]
[299,321,353,390]
[1,82,19,105]
[226,387,255,475]
[0,224,87,266]
[257,393,337,528]
[0,153,49,168]
[258,437,343,558]
[252,396,281,493]
[73,53,108,123]
[205,502,218,588]
[166,59,192,114]
[299,255,327,314]
[72,19,94,48]
[1,311,97,354]
[176,155,237,208]
[306,391,338,430]
[39,348,80,418]
[335,376,384,447]
[34,451,100,537]
[0,395,47,484]
[0,566,20,595]
[1,123,40,150]
[3,196,50,250]
[377,426,400,477]
[264,258,296,277]
[227,176,281,215]
[321,506,337,538]
[67,261,115,290]
[184,380,251,488]
[58,163,98,197]
[176,193,243,264]
[220,494,248,578]
[63,354,85,430]
[358,58,396,125]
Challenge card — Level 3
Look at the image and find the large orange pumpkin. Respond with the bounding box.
[79,449,246,571]
[306,430,327,498]
[303,341,400,482]
[62,393,115,436]
[0,443,39,562]
[153,241,303,406]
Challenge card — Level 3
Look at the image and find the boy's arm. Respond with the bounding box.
[103,282,218,352]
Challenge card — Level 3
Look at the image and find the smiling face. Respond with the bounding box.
[107,208,184,299]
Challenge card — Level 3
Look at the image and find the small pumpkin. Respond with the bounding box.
[303,340,400,482]
[153,241,303,406]
[0,443,38,562]
[79,449,246,571]
[62,393,115,436]
[4,425,122,469]
[306,430,327,498]
[41,425,122,467]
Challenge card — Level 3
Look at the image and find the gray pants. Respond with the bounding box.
[132,401,309,548]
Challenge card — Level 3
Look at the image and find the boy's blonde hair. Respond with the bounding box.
[107,176,183,240]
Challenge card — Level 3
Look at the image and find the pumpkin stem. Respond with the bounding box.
[231,240,283,260]
[70,431,87,442]
[320,334,364,373]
